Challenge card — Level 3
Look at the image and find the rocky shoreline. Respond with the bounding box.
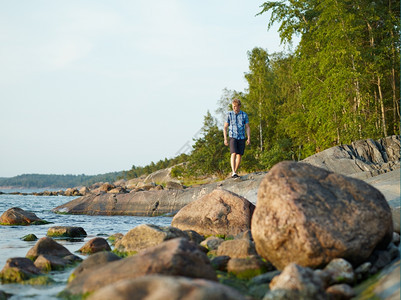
[0,136,400,299]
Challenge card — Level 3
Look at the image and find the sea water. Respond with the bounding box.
[0,189,172,299]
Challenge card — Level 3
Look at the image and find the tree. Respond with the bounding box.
[186,111,230,177]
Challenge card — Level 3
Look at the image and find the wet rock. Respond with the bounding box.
[87,275,247,300]
[21,234,38,241]
[69,251,121,283]
[326,284,355,300]
[183,230,204,244]
[216,238,257,258]
[227,256,271,280]
[172,189,255,237]
[114,224,188,255]
[252,161,393,270]
[210,256,230,271]
[26,237,82,264]
[47,226,87,238]
[0,207,49,226]
[78,237,111,254]
[266,263,327,300]
[63,238,217,297]
[107,233,124,245]
[0,257,50,284]
[200,236,224,251]
[34,254,70,272]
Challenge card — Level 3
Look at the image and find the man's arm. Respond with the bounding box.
[245,123,251,145]
[223,122,229,146]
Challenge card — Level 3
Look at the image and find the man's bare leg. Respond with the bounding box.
[231,153,242,175]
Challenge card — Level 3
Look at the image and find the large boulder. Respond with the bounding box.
[252,161,393,270]
[0,207,49,225]
[114,224,188,255]
[171,189,255,237]
[63,238,217,297]
[26,237,82,264]
[87,275,247,300]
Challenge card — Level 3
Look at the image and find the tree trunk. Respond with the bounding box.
[377,76,387,136]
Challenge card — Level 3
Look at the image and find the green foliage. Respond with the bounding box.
[123,154,189,180]
[184,111,230,178]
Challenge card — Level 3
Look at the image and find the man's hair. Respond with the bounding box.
[232,98,241,106]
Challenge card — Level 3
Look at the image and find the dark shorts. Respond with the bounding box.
[229,138,246,155]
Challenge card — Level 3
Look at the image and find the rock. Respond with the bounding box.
[266,263,327,300]
[250,270,281,285]
[216,238,258,258]
[79,186,90,195]
[21,234,38,241]
[210,256,231,271]
[166,181,185,190]
[99,183,115,192]
[26,237,81,264]
[47,226,87,238]
[323,258,355,285]
[355,262,372,282]
[171,189,255,237]
[34,254,70,272]
[114,224,188,255]
[326,284,356,300]
[107,233,124,245]
[354,259,400,299]
[0,257,49,284]
[0,207,49,225]
[108,187,127,194]
[368,249,393,274]
[252,161,393,270]
[52,173,265,216]
[53,190,193,216]
[0,290,9,300]
[87,275,247,300]
[78,237,111,254]
[372,259,400,300]
[63,238,217,297]
[64,188,80,196]
[227,256,271,279]
[143,167,179,185]
[200,236,224,251]
[69,251,121,283]
[183,230,205,244]
[302,135,400,179]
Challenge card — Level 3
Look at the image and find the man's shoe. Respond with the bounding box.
[232,173,240,178]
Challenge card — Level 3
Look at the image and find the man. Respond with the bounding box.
[223,98,251,178]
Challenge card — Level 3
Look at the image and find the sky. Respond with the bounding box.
[0,1,294,178]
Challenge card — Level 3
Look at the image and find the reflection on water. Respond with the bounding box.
[0,191,172,299]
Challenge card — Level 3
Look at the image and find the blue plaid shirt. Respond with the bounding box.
[226,110,249,140]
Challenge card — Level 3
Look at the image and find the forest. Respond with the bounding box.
[0,172,122,189]
[3,0,399,187]
[126,0,400,179]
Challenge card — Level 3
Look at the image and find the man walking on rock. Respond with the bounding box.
[223,98,251,178]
